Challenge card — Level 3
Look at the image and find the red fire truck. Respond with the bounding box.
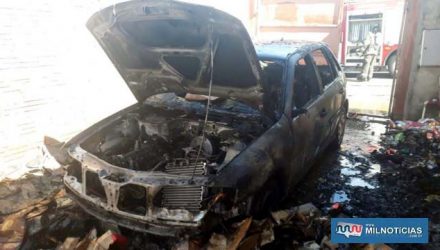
[341,0,405,76]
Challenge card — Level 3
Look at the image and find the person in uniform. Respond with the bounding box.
[358,25,381,81]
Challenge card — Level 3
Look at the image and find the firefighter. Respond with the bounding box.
[358,25,381,81]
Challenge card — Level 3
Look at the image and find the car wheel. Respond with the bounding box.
[387,53,397,77]
[331,107,347,149]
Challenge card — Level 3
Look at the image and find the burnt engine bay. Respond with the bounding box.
[64,94,269,227]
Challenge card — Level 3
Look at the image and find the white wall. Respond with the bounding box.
[0,0,135,179]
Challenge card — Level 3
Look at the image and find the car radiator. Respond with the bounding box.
[161,158,206,213]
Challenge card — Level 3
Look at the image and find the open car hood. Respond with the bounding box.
[87,0,263,105]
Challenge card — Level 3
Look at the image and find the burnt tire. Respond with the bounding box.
[331,106,347,149]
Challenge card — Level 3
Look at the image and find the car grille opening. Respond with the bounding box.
[117,184,147,216]
[85,171,106,202]
[67,161,82,183]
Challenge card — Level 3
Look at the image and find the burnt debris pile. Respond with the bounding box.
[372,118,440,215]
[375,119,440,169]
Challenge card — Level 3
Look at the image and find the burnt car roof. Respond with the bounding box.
[255,41,325,60]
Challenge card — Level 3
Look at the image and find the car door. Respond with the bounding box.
[309,47,340,148]
[289,54,325,184]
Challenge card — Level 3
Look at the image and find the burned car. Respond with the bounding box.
[45,0,348,236]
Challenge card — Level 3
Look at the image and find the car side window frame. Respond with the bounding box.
[290,54,323,111]
[324,47,344,79]
[310,47,337,90]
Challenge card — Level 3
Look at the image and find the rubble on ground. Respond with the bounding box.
[372,118,440,248]
[288,118,440,249]
[371,118,440,216]
[0,169,100,250]
[376,118,440,169]
[0,168,63,215]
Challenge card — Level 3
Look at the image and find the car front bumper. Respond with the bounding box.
[64,145,210,236]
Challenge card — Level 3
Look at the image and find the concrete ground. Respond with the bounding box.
[346,77,394,116]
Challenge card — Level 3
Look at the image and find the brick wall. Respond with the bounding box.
[0,0,135,179]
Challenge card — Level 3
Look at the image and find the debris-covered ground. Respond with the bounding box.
[1,117,439,249]
[289,117,440,249]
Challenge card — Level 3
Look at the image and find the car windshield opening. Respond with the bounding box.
[260,59,285,119]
